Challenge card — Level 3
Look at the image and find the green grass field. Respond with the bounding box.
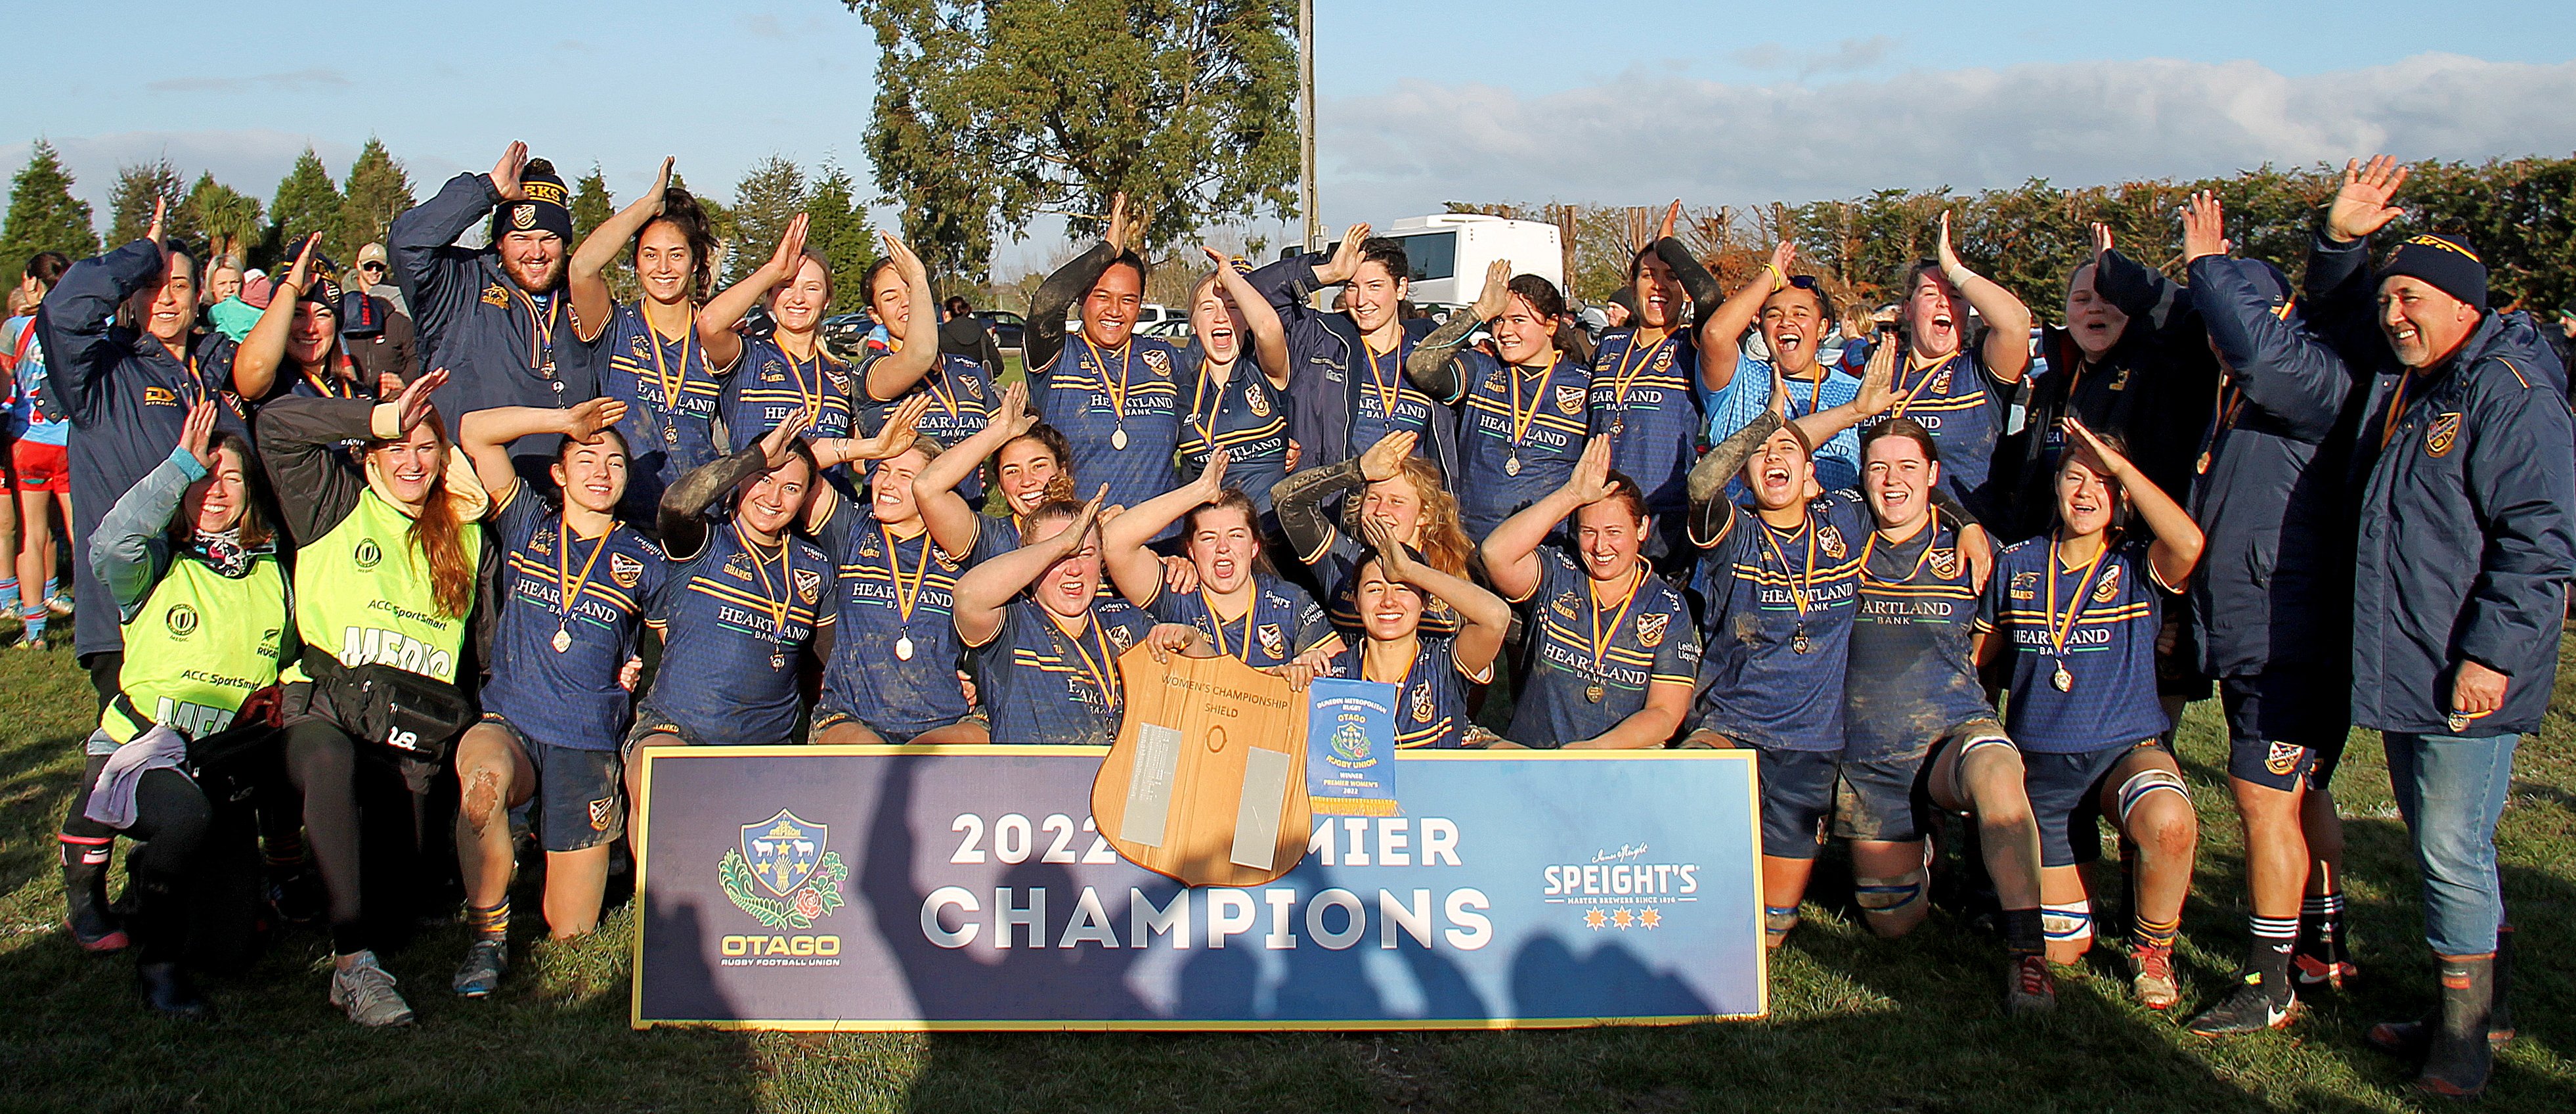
[1,631,2571,1113]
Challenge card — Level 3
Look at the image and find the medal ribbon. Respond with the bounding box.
[1859,508,1943,586]
[1363,339,1403,421]
[1098,339,1135,426]
[881,524,931,629]
[2043,533,2112,663]
[1187,358,1229,456]
[1756,518,1820,627]
[743,533,795,646]
[1503,356,1550,449]
[2378,370,2418,450]
[511,288,562,377]
[1889,351,1950,418]
[1586,566,1647,681]
[645,311,693,418]
[779,343,825,426]
[556,516,611,627]
[1059,614,1120,712]
[1607,329,1668,415]
[1201,590,1257,661]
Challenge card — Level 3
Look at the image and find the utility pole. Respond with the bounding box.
[1299,0,1320,252]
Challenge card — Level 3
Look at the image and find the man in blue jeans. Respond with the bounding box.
[2309,156,2575,1098]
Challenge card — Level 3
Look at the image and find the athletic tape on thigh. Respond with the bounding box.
[2041,900,2093,943]
[1854,870,1927,913]
[2116,767,2188,824]
[1957,730,2014,756]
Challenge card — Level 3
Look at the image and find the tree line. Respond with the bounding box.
[1454,154,2576,323]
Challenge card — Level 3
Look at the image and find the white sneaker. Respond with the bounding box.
[329,950,417,1027]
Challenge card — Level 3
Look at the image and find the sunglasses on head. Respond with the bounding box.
[1785,275,1820,290]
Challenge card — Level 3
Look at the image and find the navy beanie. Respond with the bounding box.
[2377,233,2487,312]
[492,158,575,243]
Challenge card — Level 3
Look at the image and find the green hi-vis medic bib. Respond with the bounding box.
[103,554,290,744]
[285,489,483,686]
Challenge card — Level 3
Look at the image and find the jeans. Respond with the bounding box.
[2384,732,2517,956]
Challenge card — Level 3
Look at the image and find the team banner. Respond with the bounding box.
[631,746,1765,1031]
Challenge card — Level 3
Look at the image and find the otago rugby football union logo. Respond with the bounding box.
[720,809,849,929]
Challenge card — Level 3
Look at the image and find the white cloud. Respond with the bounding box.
[145,68,351,95]
[1318,52,2576,221]
[1730,35,1900,79]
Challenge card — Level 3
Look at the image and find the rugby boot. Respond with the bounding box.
[2414,956,2495,1098]
[2005,954,2057,1016]
[61,858,129,953]
[2129,941,2181,1010]
[329,950,416,1027]
[2185,971,2297,1035]
[452,939,508,998]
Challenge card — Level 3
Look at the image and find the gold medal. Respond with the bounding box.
[896,635,916,661]
[1504,454,1521,477]
[1112,426,1129,450]
[1611,418,1626,437]
[771,652,787,671]
[1584,683,1605,703]
[2445,711,2472,733]
[1793,632,1812,655]
[552,626,572,654]
[2194,450,2211,476]
[2041,533,2110,698]
[2052,663,2074,692]
[665,424,680,446]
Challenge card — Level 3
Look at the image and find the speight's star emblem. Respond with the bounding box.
[1640,909,1662,929]
[1612,908,1636,929]
[1584,908,1608,931]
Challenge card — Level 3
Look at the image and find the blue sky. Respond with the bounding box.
[7,1,2573,270]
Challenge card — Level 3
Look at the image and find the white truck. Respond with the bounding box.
[1364,213,1565,309]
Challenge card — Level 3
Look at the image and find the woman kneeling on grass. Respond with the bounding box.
[1973,416,2204,1010]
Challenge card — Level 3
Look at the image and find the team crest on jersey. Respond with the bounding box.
[1816,525,1847,560]
[793,568,824,605]
[2009,570,2039,600]
[825,367,851,394]
[1636,611,1669,648]
[1930,548,1960,579]
[2264,740,2305,777]
[630,336,650,357]
[1551,590,1581,619]
[164,603,200,636]
[1411,682,1435,724]
[481,284,510,307]
[1247,382,1271,416]
[529,526,554,558]
[2425,412,2461,457]
[1555,384,1586,416]
[2108,367,2131,391]
[1143,349,1171,378]
[1651,345,1674,372]
[858,534,881,559]
[353,538,382,570]
[1932,365,1955,393]
[723,554,753,580]
[962,375,984,400]
[1104,623,1137,652]
[2092,563,2122,603]
[1257,623,1286,660]
[610,552,643,589]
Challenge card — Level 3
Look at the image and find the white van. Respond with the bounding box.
[1364,213,1565,308]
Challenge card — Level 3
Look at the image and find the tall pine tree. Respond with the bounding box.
[334,137,413,254]
[805,163,879,315]
[108,158,190,247]
[571,164,630,301]
[1,141,102,275]
[263,146,342,266]
[726,156,808,285]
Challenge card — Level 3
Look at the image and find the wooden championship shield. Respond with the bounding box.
[1091,645,1313,887]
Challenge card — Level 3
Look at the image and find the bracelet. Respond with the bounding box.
[1764,263,1787,293]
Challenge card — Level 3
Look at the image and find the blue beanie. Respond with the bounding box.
[2377,233,2487,312]
[491,158,574,243]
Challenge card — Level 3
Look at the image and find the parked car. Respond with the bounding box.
[822,311,877,349]
[975,310,1027,352]
[1139,319,1193,340]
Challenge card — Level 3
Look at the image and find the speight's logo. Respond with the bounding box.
[720,809,849,930]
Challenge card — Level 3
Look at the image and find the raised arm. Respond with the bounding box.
[1405,259,1510,405]
[1269,429,1415,566]
[1695,240,1793,393]
[234,233,325,401]
[2182,194,2355,442]
[860,231,939,402]
[1025,242,1116,380]
[1363,516,1510,681]
[952,485,1108,648]
[569,158,672,342]
[1789,330,1898,448]
[695,213,807,372]
[1207,247,1292,390]
[389,145,519,330]
[658,408,808,562]
[1102,452,1228,607]
[92,401,217,614]
[1936,212,2034,382]
[1684,390,1789,546]
[39,236,165,426]
[1483,435,1612,601]
[259,368,447,546]
[460,397,626,501]
[2066,416,2203,587]
[917,381,1028,537]
[1650,203,1725,326]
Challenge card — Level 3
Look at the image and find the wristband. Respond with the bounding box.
[1764,263,1787,293]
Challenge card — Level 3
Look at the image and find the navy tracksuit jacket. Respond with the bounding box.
[389,173,599,453]
[1244,254,1458,481]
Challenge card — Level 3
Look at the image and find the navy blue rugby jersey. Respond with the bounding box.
[1688,489,1871,751]
[600,302,724,514]
[1174,344,1291,516]
[1853,347,2004,510]
[972,598,1155,746]
[1587,327,1702,517]
[1845,512,1994,759]
[1032,332,1182,521]
[1349,336,1438,469]
[1452,349,1591,539]
[642,520,835,746]
[814,501,975,739]
[1508,548,1698,748]
[1146,571,1332,669]
[1976,535,2172,753]
[1330,635,1486,749]
[1316,537,1464,640]
[479,481,667,751]
[721,334,854,445]
[854,347,995,503]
